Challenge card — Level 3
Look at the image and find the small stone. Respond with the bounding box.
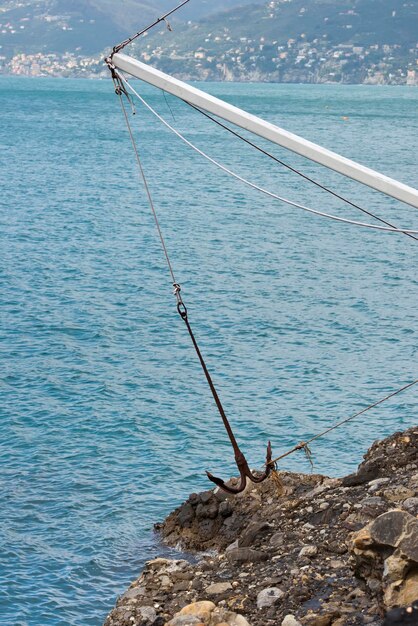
[205,503,219,519]
[282,615,302,626]
[226,540,239,553]
[205,582,233,595]
[299,545,318,558]
[384,486,415,502]
[383,549,410,582]
[239,521,271,547]
[200,490,213,504]
[270,532,285,548]
[189,492,200,505]
[256,587,284,609]
[147,557,173,569]
[403,497,418,516]
[120,586,146,601]
[226,548,267,564]
[229,615,251,626]
[368,478,391,493]
[138,606,157,623]
[219,501,233,518]
[352,523,373,549]
[178,504,195,526]
[179,601,216,623]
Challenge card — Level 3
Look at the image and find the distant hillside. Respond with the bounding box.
[132,0,418,84]
[1,0,417,84]
[0,0,255,57]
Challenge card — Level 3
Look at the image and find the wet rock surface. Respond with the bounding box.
[104,428,418,626]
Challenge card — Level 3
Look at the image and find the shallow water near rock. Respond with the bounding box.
[0,77,417,626]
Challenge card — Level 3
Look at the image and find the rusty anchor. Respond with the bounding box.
[206,439,273,495]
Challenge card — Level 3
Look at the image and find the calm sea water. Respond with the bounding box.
[0,77,417,626]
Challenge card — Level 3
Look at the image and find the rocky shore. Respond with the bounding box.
[104,428,418,626]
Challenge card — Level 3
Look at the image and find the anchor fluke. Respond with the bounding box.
[206,440,273,494]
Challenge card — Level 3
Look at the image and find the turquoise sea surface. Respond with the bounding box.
[0,78,417,625]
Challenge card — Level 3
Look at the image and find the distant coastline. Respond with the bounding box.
[1,53,417,86]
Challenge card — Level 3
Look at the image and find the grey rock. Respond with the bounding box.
[178,503,195,526]
[270,532,285,548]
[399,518,418,562]
[195,502,218,521]
[383,549,410,582]
[200,490,213,504]
[239,521,271,547]
[403,497,418,516]
[205,582,233,595]
[197,518,216,540]
[226,547,267,564]
[138,606,157,623]
[342,462,380,487]
[226,539,239,553]
[368,477,391,491]
[205,503,219,520]
[370,510,410,548]
[299,545,318,558]
[189,493,200,506]
[282,616,302,626]
[219,500,233,518]
[362,497,385,505]
[195,504,207,520]
[257,587,284,609]
[120,586,146,601]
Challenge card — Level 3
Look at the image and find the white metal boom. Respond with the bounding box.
[112,53,418,209]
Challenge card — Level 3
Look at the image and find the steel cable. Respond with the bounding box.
[117,73,418,235]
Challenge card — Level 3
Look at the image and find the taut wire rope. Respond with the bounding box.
[116,72,418,235]
[117,91,178,287]
[268,378,418,468]
[183,102,418,242]
[112,71,417,485]
[114,80,270,489]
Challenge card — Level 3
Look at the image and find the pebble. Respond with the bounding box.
[205,582,233,595]
[226,548,266,564]
[299,545,318,558]
[270,532,284,548]
[281,616,302,626]
[138,606,157,623]
[179,601,216,622]
[256,587,284,608]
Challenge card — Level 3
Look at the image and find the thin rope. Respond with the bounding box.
[269,378,418,467]
[115,82,244,461]
[110,0,190,55]
[117,73,418,235]
[117,92,178,286]
[184,102,418,243]
[112,76,417,482]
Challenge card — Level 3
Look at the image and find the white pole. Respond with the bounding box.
[112,53,418,209]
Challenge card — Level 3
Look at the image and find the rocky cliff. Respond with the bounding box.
[104,428,418,626]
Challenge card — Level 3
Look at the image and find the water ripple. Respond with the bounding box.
[0,77,417,626]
